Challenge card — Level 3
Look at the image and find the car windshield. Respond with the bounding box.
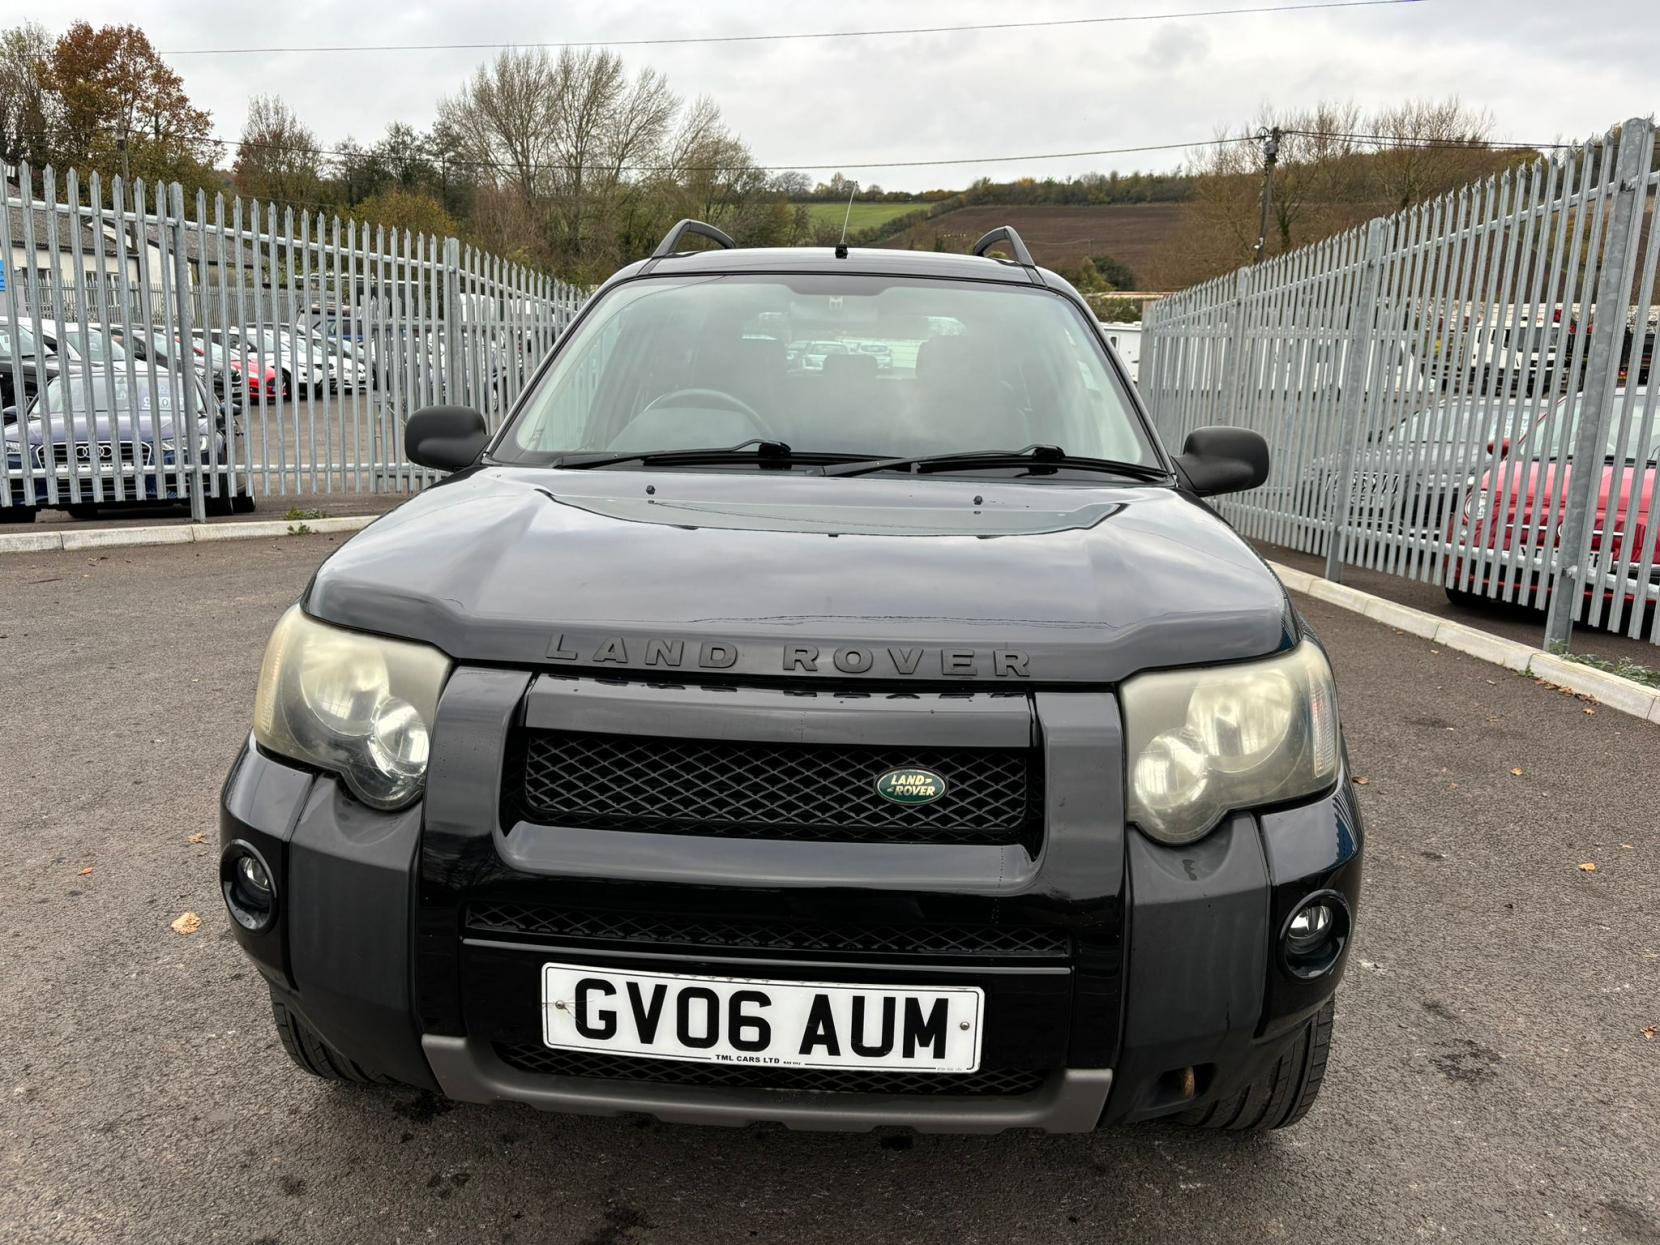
[496,273,1156,467]
[241,329,289,353]
[1385,403,1516,447]
[36,373,205,415]
[58,326,123,364]
[112,327,172,363]
[0,323,44,358]
[1520,390,1660,462]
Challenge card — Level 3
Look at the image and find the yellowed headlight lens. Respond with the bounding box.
[252,605,450,809]
[1123,642,1340,845]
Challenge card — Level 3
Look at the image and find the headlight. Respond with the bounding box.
[253,605,451,809]
[159,435,212,458]
[1123,642,1340,845]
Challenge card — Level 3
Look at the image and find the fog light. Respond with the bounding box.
[221,841,278,933]
[1287,903,1333,952]
[237,853,273,896]
[1279,891,1350,979]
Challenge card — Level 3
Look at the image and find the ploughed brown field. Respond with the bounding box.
[875,203,1185,282]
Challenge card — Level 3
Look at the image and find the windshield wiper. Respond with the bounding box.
[824,443,1171,480]
[551,439,869,471]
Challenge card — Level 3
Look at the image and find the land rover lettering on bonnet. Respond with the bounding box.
[545,633,1032,678]
[222,222,1361,1135]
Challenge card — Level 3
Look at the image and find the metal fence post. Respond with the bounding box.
[443,236,465,408]
[1218,267,1252,426]
[1543,118,1654,651]
[1323,219,1390,582]
[170,182,206,524]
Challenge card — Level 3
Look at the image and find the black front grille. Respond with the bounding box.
[34,440,153,469]
[494,1045,1046,1096]
[465,902,1071,959]
[510,730,1041,846]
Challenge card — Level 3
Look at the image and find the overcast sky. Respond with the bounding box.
[60,0,1660,190]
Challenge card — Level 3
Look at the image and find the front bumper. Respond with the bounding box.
[220,671,1362,1133]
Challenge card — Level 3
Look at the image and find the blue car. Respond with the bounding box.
[2,366,254,520]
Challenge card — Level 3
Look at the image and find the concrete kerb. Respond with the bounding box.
[0,514,377,555]
[1267,560,1660,724]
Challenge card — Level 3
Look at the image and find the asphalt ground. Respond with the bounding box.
[2,534,1658,1245]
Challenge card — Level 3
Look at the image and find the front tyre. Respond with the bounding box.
[1444,586,1490,611]
[271,992,395,1085]
[1179,1001,1334,1132]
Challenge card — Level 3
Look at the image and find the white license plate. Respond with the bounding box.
[540,963,984,1073]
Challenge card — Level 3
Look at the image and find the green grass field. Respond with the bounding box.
[802,201,924,233]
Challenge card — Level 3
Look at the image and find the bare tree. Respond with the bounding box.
[234,95,323,208]
[1149,97,1526,288]
[438,48,560,202]
[546,49,677,257]
[441,47,691,276]
[0,22,54,167]
[1368,97,1497,210]
[768,170,811,198]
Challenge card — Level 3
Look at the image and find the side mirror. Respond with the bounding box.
[406,405,489,473]
[1174,426,1270,497]
[1486,437,1511,456]
[2,406,16,424]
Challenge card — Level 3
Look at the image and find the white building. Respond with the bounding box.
[1103,323,1143,383]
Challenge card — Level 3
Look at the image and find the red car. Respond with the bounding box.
[230,354,282,404]
[1448,388,1660,616]
[186,339,281,405]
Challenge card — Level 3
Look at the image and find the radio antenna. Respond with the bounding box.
[836,182,857,257]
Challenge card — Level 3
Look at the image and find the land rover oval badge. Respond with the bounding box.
[875,768,948,806]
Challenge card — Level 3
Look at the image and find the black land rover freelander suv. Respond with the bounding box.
[221,222,1361,1134]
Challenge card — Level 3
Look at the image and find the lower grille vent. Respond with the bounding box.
[494,1045,1046,1096]
[465,903,1071,959]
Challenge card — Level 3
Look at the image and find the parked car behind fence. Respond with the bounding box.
[2,364,253,519]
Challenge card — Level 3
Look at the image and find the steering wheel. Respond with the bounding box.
[639,387,779,439]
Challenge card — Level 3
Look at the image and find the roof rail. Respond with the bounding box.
[971,226,1043,283]
[650,218,738,259]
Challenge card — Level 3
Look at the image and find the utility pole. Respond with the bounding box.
[1252,126,1281,265]
[117,134,130,185]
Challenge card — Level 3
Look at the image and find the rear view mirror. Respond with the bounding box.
[1174,426,1270,497]
[406,406,489,473]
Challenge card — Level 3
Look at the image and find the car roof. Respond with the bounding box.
[606,245,1077,293]
[52,362,187,383]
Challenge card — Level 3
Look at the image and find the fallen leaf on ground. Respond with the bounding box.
[1621,843,1634,850]
[170,912,202,936]
[1643,1026,1657,1041]
[1577,862,1597,873]
[1354,776,1370,786]
[78,866,93,877]
[186,833,206,845]
[1583,707,1596,715]
[1510,767,1524,777]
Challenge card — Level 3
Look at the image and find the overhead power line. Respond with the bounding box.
[185,132,1258,174]
[43,123,1561,184]
[159,0,1426,56]
[1282,128,1571,151]
[185,128,1563,175]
